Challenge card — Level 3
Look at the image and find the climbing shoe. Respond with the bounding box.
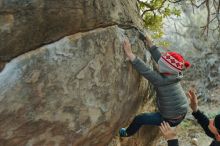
[119,128,128,137]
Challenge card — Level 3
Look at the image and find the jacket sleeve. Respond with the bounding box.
[131,56,164,86]
[149,45,162,63]
[167,139,179,146]
[192,110,215,138]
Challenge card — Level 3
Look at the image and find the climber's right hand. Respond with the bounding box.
[145,35,154,49]
[139,31,147,42]
[123,38,136,61]
[138,31,153,49]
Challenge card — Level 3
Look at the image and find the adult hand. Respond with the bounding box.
[159,121,177,140]
[123,38,136,61]
[187,89,198,112]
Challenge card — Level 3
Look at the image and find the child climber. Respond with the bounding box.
[119,34,191,137]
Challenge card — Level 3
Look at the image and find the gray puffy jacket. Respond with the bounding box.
[131,46,188,119]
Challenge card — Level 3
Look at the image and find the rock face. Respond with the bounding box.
[0,25,157,145]
[0,0,142,61]
[0,0,160,145]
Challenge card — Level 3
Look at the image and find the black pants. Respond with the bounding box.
[125,112,185,136]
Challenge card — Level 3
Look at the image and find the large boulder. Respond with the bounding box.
[0,0,142,61]
[0,25,156,146]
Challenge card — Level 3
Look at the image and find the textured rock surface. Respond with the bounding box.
[0,25,156,146]
[0,0,142,61]
[0,0,160,145]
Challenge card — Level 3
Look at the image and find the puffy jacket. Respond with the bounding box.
[131,46,188,119]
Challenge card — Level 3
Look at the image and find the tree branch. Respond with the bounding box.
[141,9,153,17]
[137,0,155,10]
[206,0,210,36]
[139,0,167,18]
[190,0,206,8]
[167,0,182,3]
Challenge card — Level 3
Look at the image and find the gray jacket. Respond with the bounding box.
[131,46,188,119]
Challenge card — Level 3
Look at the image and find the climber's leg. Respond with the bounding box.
[119,112,163,137]
[121,112,163,137]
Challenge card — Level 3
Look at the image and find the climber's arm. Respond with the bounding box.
[139,32,153,49]
[148,46,162,63]
[144,34,154,49]
[131,56,164,85]
[139,33,162,63]
[123,38,164,85]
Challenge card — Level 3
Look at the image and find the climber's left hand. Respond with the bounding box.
[123,38,136,61]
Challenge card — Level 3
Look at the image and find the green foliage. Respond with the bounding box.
[138,0,182,39]
[180,120,192,129]
[172,7,181,16]
[139,1,146,10]
[143,13,164,38]
[206,111,220,119]
[155,40,170,47]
